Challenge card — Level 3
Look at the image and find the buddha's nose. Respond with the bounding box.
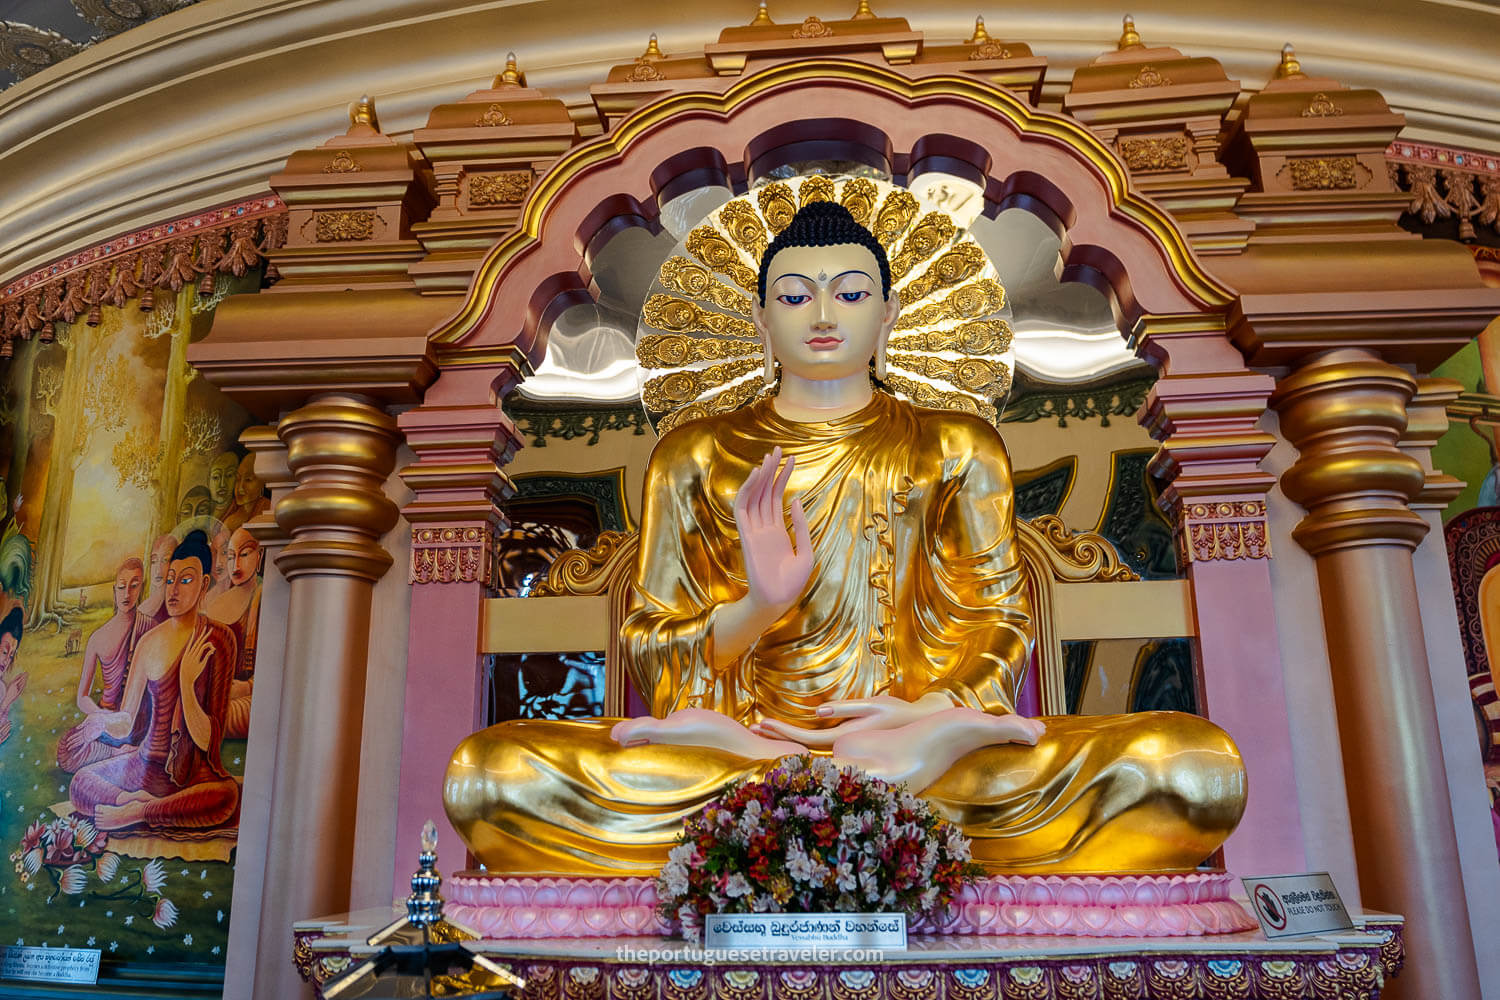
[812,292,836,329]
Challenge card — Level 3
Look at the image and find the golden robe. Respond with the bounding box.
[445,392,1246,875]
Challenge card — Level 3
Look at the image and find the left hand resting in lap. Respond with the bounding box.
[751,692,956,748]
[830,708,1045,793]
[611,708,804,760]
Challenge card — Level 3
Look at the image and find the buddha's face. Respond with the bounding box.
[226,528,261,586]
[754,243,898,383]
[113,565,143,614]
[164,556,210,619]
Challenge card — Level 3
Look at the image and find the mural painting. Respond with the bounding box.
[1431,336,1500,859]
[0,279,267,964]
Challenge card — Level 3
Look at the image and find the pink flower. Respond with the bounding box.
[142,858,167,894]
[151,897,179,930]
[58,866,88,895]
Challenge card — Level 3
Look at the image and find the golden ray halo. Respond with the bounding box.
[637,175,1015,434]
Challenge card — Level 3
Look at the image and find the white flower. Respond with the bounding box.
[21,847,41,876]
[211,946,220,955]
[198,870,206,879]
[151,898,178,930]
[58,867,87,895]
[142,859,167,893]
[724,874,753,899]
[86,937,95,946]
[96,853,119,883]
[108,942,117,952]
[216,910,224,923]
[201,891,212,899]
[183,933,193,946]
[55,925,63,934]
[123,915,133,926]
[146,946,154,955]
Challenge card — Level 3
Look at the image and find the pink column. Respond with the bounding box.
[391,385,520,896]
[1140,322,1308,875]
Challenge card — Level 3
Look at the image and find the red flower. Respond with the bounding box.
[811,819,837,847]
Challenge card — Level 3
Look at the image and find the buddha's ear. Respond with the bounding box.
[752,301,776,382]
[874,292,899,380]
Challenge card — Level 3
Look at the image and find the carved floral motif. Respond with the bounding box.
[410,525,496,586]
[792,16,835,38]
[627,61,665,82]
[1118,136,1190,172]
[469,170,532,207]
[1127,65,1171,89]
[322,150,361,173]
[1301,92,1344,118]
[1180,501,1270,562]
[1284,156,1359,191]
[475,104,512,127]
[969,41,1011,60]
[313,210,376,242]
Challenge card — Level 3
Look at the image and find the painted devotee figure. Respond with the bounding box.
[69,531,240,834]
[176,485,214,524]
[0,607,24,747]
[445,203,1247,876]
[138,534,178,628]
[205,527,262,739]
[207,451,238,522]
[221,454,269,532]
[56,559,154,772]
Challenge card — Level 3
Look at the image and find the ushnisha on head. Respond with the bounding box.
[752,201,900,391]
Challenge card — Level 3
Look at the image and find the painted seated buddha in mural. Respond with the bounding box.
[445,201,1247,876]
[69,530,240,834]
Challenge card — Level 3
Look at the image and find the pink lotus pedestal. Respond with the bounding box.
[444,871,1257,940]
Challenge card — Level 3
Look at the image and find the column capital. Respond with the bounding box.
[1271,348,1429,555]
[273,394,402,582]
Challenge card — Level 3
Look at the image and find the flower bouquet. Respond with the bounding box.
[656,754,982,941]
[10,814,178,926]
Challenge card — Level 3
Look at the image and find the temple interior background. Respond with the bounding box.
[1,1,1499,998]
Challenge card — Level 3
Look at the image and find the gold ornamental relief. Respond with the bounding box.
[798,175,836,207]
[718,201,769,261]
[656,377,770,435]
[470,170,533,206]
[888,353,1012,397]
[1301,93,1344,118]
[685,227,759,292]
[642,294,756,338]
[313,210,376,242]
[757,184,798,234]
[792,15,835,38]
[889,319,1013,355]
[838,178,879,228]
[322,150,362,173]
[643,358,761,412]
[888,212,958,281]
[476,104,513,127]
[871,189,920,247]
[1283,156,1360,190]
[898,243,987,306]
[969,41,1012,60]
[638,333,758,368]
[657,257,751,315]
[1128,65,1171,89]
[1118,136,1189,173]
[894,279,1006,330]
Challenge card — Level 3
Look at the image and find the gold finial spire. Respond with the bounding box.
[1118,13,1142,49]
[750,1,773,25]
[639,33,664,61]
[852,0,876,18]
[494,51,524,88]
[1276,42,1305,78]
[968,15,990,44]
[349,94,380,132]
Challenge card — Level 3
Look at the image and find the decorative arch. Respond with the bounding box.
[427,58,1234,370]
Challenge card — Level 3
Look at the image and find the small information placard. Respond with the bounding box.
[1241,873,1354,939]
[0,945,102,985]
[704,913,907,952]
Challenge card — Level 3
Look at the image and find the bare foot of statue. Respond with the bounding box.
[611,708,804,760]
[831,708,1046,794]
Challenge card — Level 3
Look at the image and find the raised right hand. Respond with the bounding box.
[733,446,814,615]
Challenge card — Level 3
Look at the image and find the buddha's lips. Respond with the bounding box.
[806,336,842,350]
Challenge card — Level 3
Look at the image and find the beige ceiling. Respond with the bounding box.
[1,0,1497,288]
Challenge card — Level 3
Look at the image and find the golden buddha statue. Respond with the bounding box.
[445,197,1246,877]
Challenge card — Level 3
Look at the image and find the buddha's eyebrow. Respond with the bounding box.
[772,269,874,285]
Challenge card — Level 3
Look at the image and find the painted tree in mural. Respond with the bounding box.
[27,315,130,630]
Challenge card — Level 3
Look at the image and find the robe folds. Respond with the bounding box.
[445,393,1246,875]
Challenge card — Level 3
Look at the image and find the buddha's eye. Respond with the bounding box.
[777,294,810,306]
[836,291,870,303]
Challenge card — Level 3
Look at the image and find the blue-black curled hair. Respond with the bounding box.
[756,200,892,307]
[171,529,214,577]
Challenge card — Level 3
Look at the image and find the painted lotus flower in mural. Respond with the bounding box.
[9,813,174,921]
